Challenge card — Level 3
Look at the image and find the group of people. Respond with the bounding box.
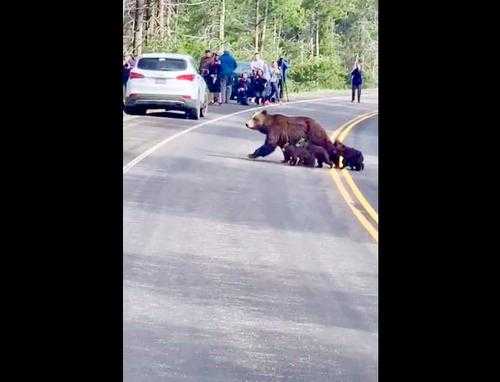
[199,50,289,106]
[198,49,238,104]
[123,49,364,105]
[235,54,289,106]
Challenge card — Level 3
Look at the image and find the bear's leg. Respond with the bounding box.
[248,143,277,159]
[281,150,290,163]
[342,158,348,169]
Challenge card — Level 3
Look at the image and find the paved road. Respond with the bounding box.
[123,90,379,381]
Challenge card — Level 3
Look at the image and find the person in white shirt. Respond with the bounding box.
[250,52,265,73]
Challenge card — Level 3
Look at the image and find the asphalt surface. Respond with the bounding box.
[123,89,379,381]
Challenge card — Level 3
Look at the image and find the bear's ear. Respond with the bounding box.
[261,109,267,115]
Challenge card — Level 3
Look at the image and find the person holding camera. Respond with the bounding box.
[351,60,363,103]
[236,73,251,105]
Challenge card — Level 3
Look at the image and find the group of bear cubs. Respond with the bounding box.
[245,109,365,171]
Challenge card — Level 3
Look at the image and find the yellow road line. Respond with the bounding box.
[336,112,379,224]
[329,169,379,242]
[337,111,378,142]
[341,169,378,224]
[328,111,379,242]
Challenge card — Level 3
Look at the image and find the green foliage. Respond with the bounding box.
[288,57,348,92]
[125,0,378,90]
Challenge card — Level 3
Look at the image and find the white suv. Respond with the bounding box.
[124,53,208,119]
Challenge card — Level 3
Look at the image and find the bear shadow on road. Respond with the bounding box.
[123,154,369,241]
[206,153,286,166]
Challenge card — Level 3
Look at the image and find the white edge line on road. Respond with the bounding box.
[123,95,375,174]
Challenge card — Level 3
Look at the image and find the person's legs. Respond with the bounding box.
[220,76,227,103]
[271,82,279,102]
[352,85,356,102]
[256,91,263,104]
[357,85,361,103]
[225,79,232,103]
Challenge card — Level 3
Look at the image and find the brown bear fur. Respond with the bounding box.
[246,110,339,164]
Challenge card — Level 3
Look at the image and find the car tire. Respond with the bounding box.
[187,105,200,120]
[124,106,146,115]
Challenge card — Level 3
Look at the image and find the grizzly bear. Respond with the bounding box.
[334,141,365,171]
[283,144,315,167]
[245,110,339,165]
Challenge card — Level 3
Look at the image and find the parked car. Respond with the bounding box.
[230,61,251,100]
[124,53,208,119]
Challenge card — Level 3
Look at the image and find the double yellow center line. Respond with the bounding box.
[329,111,379,242]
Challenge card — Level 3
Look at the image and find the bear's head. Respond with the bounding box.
[245,110,269,130]
[334,140,346,153]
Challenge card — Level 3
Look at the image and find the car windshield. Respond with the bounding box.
[137,57,187,71]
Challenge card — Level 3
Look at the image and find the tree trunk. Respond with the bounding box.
[277,19,282,58]
[315,17,320,57]
[159,0,165,38]
[219,0,225,45]
[254,0,260,52]
[272,18,277,57]
[145,0,152,46]
[260,0,268,53]
[300,39,304,64]
[133,0,145,55]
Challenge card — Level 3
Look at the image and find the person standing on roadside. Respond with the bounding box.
[268,61,281,103]
[351,60,363,103]
[219,49,237,104]
[262,61,272,105]
[208,53,222,105]
[277,57,289,100]
[199,49,214,103]
[123,55,135,102]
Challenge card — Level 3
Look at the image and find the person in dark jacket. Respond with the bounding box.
[247,69,257,101]
[123,55,135,102]
[351,61,363,103]
[219,50,237,103]
[252,69,268,105]
[207,53,222,105]
[277,57,289,100]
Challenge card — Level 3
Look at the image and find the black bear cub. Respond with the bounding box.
[334,141,364,171]
[303,143,334,168]
[283,144,315,167]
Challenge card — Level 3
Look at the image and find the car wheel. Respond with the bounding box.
[188,105,200,120]
[124,106,146,115]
